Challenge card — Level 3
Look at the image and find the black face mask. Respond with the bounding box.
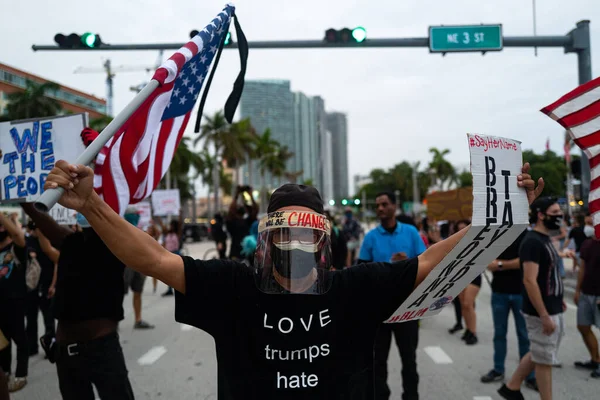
[0,231,9,242]
[542,214,563,231]
[271,248,318,279]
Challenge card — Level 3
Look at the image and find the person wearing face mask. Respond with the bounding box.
[499,197,574,400]
[43,157,543,399]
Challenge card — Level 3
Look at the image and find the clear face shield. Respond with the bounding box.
[254,211,332,295]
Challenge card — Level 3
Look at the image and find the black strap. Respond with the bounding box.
[224,15,248,124]
[194,14,248,132]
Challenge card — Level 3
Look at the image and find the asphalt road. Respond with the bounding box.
[11,241,599,400]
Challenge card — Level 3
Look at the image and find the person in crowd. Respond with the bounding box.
[43,159,542,399]
[226,186,259,262]
[455,219,480,345]
[24,220,56,357]
[584,214,595,238]
[342,207,362,265]
[415,220,430,248]
[21,203,135,400]
[562,214,587,272]
[0,212,28,393]
[325,211,348,271]
[211,213,228,259]
[480,230,537,390]
[358,192,426,400]
[123,210,154,330]
[157,215,184,297]
[146,224,162,293]
[499,197,573,400]
[449,298,464,335]
[573,232,600,378]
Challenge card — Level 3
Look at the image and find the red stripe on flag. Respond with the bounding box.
[169,53,186,72]
[574,131,600,149]
[591,177,600,192]
[541,76,600,115]
[590,154,600,170]
[152,118,175,196]
[184,42,199,56]
[556,100,600,129]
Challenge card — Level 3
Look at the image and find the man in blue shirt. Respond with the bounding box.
[358,191,426,400]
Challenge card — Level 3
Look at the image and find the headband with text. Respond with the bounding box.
[258,211,331,235]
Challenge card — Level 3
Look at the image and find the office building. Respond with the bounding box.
[292,92,319,187]
[239,79,295,188]
[327,112,350,200]
[0,62,107,119]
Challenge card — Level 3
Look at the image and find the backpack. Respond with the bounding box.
[12,247,41,291]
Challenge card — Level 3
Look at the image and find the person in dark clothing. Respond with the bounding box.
[24,221,56,356]
[44,159,542,400]
[325,211,348,270]
[0,212,28,393]
[211,213,228,259]
[226,186,258,261]
[562,214,587,271]
[22,203,135,400]
[0,329,9,400]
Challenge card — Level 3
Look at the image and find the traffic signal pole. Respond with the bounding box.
[33,20,593,208]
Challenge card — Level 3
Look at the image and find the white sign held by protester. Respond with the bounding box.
[385,134,530,323]
[151,189,181,216]
[129,201,152,229]
[0,114,87,203]
[48,204,77,226]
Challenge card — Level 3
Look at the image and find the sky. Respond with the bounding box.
[2,0,599,195]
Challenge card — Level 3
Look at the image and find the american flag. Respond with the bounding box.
[94,4,234,215]
[541,76,600,236]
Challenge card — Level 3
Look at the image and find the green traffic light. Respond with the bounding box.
[352,27,367,43]
[329,200,336,206]
[224,32,231,45]
[341,199,348,206]
[81,32,97,48]
[354,199,361,205]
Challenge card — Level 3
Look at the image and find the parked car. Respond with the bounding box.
[183,223,209,242]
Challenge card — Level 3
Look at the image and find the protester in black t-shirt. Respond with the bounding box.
[44,159,542,399]
[227,186,258,260]
[212,213,228,259]
[324,211,347,270]
[562,214,587,271]
[480,230,537,389]
[0,212,28,393]
[24,220,57,356]
[499,197,573,400]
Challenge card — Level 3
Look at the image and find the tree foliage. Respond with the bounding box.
[522,149,567,198]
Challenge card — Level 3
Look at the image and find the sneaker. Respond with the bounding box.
[497,384,525,400]
[591,367,600,378]
[448,324,463,334]
[465,332,478,345]
[574,360,599,370]
[461,330,469,341]
[134,320,155,330]
[481,369,504,383]
[524,378,539,392]
[8,377,27,393]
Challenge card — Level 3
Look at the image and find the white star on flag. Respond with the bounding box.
[210,45,217,53]
[179,96,187,105]
[182,77,190,87]
[190,65,198,75]
[200,55,207,63]
[197,75,205,84]
[173,88,180,97]
[188,85,195,94]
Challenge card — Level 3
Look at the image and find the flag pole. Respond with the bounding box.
[34,80,161,212]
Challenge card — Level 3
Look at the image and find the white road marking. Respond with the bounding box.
[565,302,577,311]
[473,397,492,400]
[181,324,193,331]
[423,346,453,364]
[138,346,167,366]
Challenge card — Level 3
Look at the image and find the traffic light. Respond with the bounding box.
[354,199,361,205]
[54,33,103,49]
[190,30,233,46]
[324,27,367,44]
[341,199,349,206]
[570,158,582,179]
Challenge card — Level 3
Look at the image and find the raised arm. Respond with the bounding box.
[0,212,25,248]
[36,229,60,264]
[44,161,186,293]
[227,187,241,219]
[416,163,544,288]
[21,203,72,248]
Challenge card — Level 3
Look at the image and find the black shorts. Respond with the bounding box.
[123,268,147,294]
[471,275,482,288]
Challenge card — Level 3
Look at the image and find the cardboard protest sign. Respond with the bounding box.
[385,134,529,323]
[151,189,181,217]
[48,204,77,226]
[0,114,87,203]
[426,187,473,221]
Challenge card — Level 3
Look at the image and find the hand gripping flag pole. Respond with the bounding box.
[35,3,246,213]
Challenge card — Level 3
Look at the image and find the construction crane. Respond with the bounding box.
[73,51,163,116]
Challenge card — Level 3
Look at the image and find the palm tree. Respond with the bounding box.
[89,115,113,132]
[428,147,457,190]
[255,129,280,212]
[284,170,304,184]
[223,118,256,185]
[5,80,62,120]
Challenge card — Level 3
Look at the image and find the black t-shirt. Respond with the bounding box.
[491,231,526,294]
[579,238,600,296]
[175,256,418,399]
[569,227,587,252]
[26,236,55,288]
[53,228,125,322]
[226,217,252,259]
[519,230,563,316]
[0,242,27,299]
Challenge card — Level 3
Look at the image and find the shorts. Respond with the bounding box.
[523,313,565,365]
[577,293,600,328]
[471,275,482,288]
[123,268,147,294]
